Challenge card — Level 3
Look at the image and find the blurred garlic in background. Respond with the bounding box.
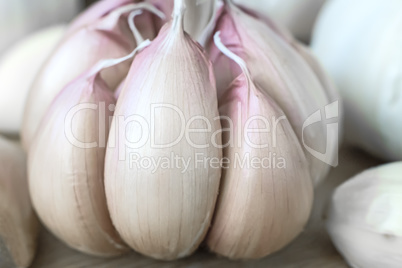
[311,0,402,161]
[0,25,66,135]
[0,0,82,55]
[0,136,39,268]
[233,0,327,42]
[327,162,402,268]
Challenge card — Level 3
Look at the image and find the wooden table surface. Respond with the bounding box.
[30,146,383,268]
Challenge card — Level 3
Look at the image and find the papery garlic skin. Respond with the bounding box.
[206,34,313,259]
[233,0,327,42]
[21,4,157,151]
[311,0,402,161]
[0,25,65,135]
[67,0,135,35]
[105,15,222,261]
[208,3,337,185]
[238,8,341,109]
[28,72,127,256]
[114,78,126,99]
[0,136,39,268]
[327,162,402,268]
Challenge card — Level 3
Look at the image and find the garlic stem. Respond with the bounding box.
[88,40,151,78]
[110,3,165,24]
[173,0,186,31]
[129,10,145,45]
[98,3,165,32]
[88,10,152,78]
[214,31,252,115]
[213,31,251,87]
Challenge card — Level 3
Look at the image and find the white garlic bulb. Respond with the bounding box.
[0,136,39,268]
[327,162,402,268]
[233,0,327,42]
[311,0,402,161]
[0,25,66,135]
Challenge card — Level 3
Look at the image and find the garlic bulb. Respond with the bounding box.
[207,1,338,185]
[206,33,313,259]
[233,0,327,42]
[311,0,402,161]
[28,12,153,257]
[327,162,402,268]
[21,3,161,151]
[0,25,66,135]
[0,136,39,268]
[105,0,222,260]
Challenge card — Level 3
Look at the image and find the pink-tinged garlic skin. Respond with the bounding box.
[105,24,222,260]
[21,7,156,151]
[240,5,340,116]
[67,0,136,35]
[0,137,39,268]
[114,78,126,100]
[207,4,337,186]
[28,73,127,256]
[206,74,313,259]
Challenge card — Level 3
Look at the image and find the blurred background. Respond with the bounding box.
[0,0,101,56]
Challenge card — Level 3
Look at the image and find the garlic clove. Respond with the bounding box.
[27,12,152,257]
[327,162,402,268]
[0,136,39,268]
[237,5,339,108]
[207,2,337,185]
[28,69,127,257]
[0,25,66,135]
[206,32,313,260]
[28,70,127,256]
[21,3,162,151]
[105,0,222,260]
